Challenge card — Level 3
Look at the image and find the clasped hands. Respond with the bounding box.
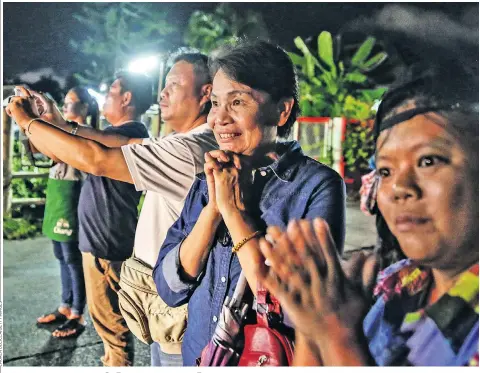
[203,150,249,221]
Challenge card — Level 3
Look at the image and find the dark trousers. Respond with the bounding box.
[52,240,86,315]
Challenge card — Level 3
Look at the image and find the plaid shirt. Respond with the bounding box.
[363,259,479,366]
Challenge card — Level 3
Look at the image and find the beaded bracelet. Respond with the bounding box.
[232,230,262,254]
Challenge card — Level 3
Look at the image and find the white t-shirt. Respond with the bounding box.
[121,123,218,266]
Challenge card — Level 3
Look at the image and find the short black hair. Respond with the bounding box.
[114,70,153,116]
[170,50,212,114]
[208,39,300,138]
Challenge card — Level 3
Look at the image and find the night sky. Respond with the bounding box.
[3,2,478,81]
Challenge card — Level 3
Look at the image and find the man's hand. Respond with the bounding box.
[5,87,37,128]
[29,90,67,127]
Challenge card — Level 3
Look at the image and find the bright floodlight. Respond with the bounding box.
[128,56,158,73]
[99,83,108,92]
[88,88,106,108]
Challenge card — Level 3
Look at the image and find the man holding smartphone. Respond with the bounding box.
[6,52,218,367]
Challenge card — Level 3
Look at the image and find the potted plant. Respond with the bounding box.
[288,31,387,182]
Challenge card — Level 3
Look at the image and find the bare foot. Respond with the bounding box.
[37,306,71,324]
[52,316,86,338]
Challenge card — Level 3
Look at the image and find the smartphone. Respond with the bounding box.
[14,87,24,97]
[14,86,43,116]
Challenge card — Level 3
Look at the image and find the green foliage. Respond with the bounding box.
[184,4,269,54]
[5,140,49,240]
[137,192,145,216]
[3,217,41,240]
[11,140,48,199]
[289,31,388,119]
[70,3,177,86]
[343,122,375,172]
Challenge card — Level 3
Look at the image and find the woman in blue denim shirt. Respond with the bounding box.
[153,40,346,366]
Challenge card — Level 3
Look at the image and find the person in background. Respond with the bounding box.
[256,60,479,366]
[5,52,217,367]
[37,87,99,338]
[154,40,346,366]
[7,71,152,366]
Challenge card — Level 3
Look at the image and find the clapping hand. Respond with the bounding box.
[256,218,379,344]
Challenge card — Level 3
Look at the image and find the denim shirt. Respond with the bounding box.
[153,141,346,366]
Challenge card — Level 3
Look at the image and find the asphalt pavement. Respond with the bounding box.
[2,200,376,367]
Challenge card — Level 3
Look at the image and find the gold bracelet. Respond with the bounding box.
[232,230,262,254]
[25,118,40,137]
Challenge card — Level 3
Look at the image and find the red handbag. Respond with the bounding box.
[197,273,294,367]
[238,285,295,366]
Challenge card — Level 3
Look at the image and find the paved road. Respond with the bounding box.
[2,201,376,367]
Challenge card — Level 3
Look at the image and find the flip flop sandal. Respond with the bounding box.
[52,318,86,339]
[37,310,68,325]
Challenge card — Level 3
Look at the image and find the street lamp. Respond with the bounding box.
[87,88,106,108]
[128,55,159,73]
[127,53,170,137]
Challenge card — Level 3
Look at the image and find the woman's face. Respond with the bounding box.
[208,69,281,156]
[63,90,87,121]
[376,114,478,271]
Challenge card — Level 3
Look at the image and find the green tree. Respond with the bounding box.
[184,3,269,54]
[289,31,388,119]
[70,3,177,86]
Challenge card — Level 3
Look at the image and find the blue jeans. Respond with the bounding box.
[150,342,183,366]
[52,240,86,315]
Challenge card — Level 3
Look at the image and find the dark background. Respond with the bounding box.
[3,2,478,80]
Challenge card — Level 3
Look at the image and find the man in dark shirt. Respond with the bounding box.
[77,71,150,366]
[68,72,150,366]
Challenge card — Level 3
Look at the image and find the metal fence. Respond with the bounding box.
[2,110,49,215]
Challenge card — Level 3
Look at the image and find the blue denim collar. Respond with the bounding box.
[257,140,303,182]
[196,140,303,183]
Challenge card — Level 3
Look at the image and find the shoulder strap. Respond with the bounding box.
[231,272,283,326]
[256,283,282,326]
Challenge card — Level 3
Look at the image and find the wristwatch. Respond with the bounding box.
[69,121,79,135]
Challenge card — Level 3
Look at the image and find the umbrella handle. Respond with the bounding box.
[231,271,248,307]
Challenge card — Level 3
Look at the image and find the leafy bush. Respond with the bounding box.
[289,31,387,119]
[343,121,375,172]
[11,140,48,199]
[4,140,49,240]
[3,216,42,240]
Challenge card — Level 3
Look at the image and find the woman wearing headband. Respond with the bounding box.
[257,61,479,366]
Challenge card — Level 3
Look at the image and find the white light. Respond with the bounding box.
[128,55,158,73]
[371,99,381,112]
[88,88,106,108]
[99,83,108,92]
